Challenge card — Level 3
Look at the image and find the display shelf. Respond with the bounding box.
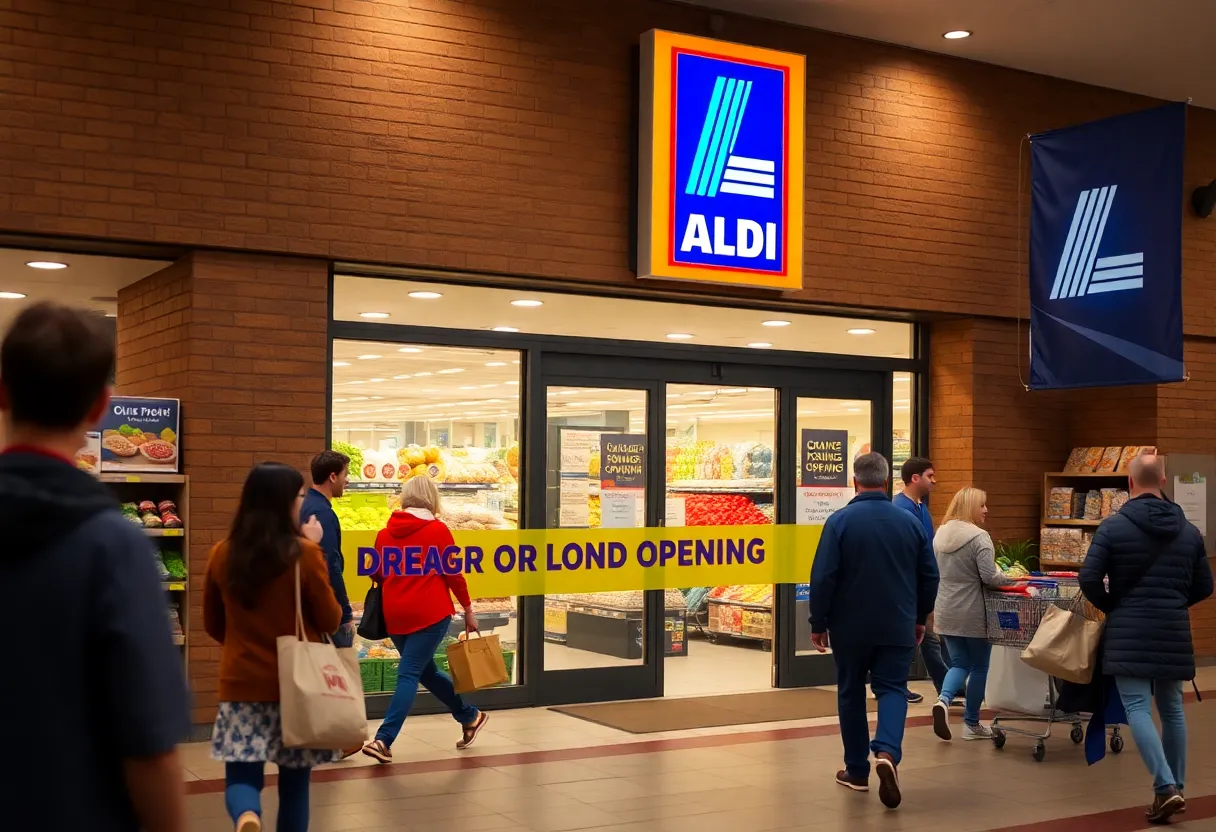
[667,479,774,494]
[101,473,187,485]
[163,581,187,592]
[144,528,186,537]
[707,598,772,611]
[346,480,507,492]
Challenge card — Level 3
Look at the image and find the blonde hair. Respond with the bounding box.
[943,486,987,526]
[400,475,442,515]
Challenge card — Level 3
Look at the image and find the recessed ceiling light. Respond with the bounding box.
[348,380,366,385]
[369,396,384,400]
[368,378,386,383]
[505,380,519,385]
[486,361,507,367]
[943,30,971,39]
[847,328,876,336]
[511,299,544,308]
[847,407,862,412]
[104,312,117,318]
[414,371,433,377]
[894,376,910,383]
[408,291,442,299]
[359,312,390,319]
[460,385,478,390]
[666,333,694,340]
[357,354,381,360]
[493,326,520,333]
[0,292,27,300]
[25,261,67,270]
[747,342,773,349]
[437,368,464,374]
[333,361,351,367]
[392,374,411,380]
[762,320,791,328]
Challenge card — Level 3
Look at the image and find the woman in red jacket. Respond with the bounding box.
[361,475,488,763]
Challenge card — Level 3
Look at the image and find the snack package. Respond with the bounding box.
[1063,448,1089,473]
[1096,447,1124,474]
[1081,447,1105,473]
[1047,487,1074,519]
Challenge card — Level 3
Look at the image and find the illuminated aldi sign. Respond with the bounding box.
[638,30,805,290]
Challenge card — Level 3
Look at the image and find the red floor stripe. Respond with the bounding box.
[993,793,1216,832]
[185,686,1211,798]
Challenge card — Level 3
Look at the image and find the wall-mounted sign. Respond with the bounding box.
[99,397,181,473]
[638,29,805,291]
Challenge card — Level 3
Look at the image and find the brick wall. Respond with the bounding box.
[2,0,1214,328]
[116,251,329,723]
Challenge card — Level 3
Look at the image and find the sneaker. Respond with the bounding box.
[340,744,363,760]
[874,753,901,809]
[905,690,924,704]
[236,811,261,832]
[456,711,489,749]
[361,739,392,764]
[1146,788,1184,824]
[1178,792,1185,815]
[962,722,993,741]
[932,700,952,741]
[835,770,869,792]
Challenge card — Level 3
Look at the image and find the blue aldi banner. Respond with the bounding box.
[1029,103,1186,390]
[638,31,805,291]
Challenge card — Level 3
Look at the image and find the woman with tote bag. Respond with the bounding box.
[204,463,345,832]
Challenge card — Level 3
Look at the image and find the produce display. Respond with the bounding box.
[444,503,512,531]
[676,493,771,526]
[331,440,364,479]
[120,499,182,529]
[334,498,392,531]
[551,589,686,610]
[160,550,187,580]
[709,584,773,606]
[666,441,774,482]
[587,494,601,528]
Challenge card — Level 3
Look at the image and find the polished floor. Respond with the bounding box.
[183,667,1216,831]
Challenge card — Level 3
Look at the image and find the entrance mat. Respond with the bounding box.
[551,688,875,733]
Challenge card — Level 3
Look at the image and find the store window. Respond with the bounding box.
[330,340,522,688]
[333,275,913,358]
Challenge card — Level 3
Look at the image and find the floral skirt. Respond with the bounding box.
[211,701,343,768]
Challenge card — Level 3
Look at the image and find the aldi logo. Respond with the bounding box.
[638,31,805,290]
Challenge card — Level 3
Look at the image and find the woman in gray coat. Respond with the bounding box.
[930,487,1012,742]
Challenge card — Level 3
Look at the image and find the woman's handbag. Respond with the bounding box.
[278,562,368,749]
[356,584,388,641]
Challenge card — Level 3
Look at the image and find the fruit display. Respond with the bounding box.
[587,494,601,528]
[334,498,392,531]
[709,584,773,605]
[677,493,771,526]
[588,451,600,479]
[667,441,772,482]
[505,442,520,480]
[331,440,364,479]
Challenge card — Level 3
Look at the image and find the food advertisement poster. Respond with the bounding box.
[99,397,180,473]
[75,432,101,477]
[797,428,851,526]
[600,434,646,529]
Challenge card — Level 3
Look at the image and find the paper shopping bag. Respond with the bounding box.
[278,565,368,749]
[1020,603,1104,685]
[446,632,509,693]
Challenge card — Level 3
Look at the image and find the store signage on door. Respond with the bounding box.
[1029,103,1185,389]
[637,29,805,291]
[345,523,823,599]
[797,428,851,526]
[600,434,647,529]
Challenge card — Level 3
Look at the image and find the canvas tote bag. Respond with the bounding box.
[447,632,509,693]
[278,562,368,749]
[1019,596,1105,684]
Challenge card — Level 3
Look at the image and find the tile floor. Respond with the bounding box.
[184,667,1216,831]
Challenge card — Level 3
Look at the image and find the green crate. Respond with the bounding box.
[379,658,401,693]
[499,649,515,687]
[359,659,383,694]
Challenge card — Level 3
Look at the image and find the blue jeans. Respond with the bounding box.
[833,644,914,779]
[1115,677,1187,793]
[225,762,310,832]
[332,624,353,649]
[920,630,951,693]
[375,616,479,747]
[939,636,991,726]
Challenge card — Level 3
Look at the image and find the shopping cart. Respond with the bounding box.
[983,579,1121,761]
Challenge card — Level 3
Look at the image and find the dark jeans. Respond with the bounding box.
[332,624,353,649]
[833,644,914,779]
[375,616,479,747]
[225,762,310,832]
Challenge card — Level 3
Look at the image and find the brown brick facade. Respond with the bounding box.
[116,251,329,722]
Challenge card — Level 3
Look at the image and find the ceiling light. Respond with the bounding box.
[512,360,520,364]
[666,333,694,340]
[747,342,773,349]
[762,320,791,328]
[894,376,910,383]
[511,299,544,308]
[0,292,27,300]
[25,261,67,270]
[334,398,348,403]
[460,385,478,390]
[414,371,433,377]
[847,407,862,412]
[392,374,411,380]
[505,380,519,385]
[348,380,366,385]
[333,361,351,367]
[397,347,422,354]
[368,378,386,383]
[437,368,464,374]
[357,354,381,360]
[493,326,519,333]
[408,291,442,299]
[359,312,390,319]
[943,30,971,39]
[104,312,117,318]
[847,328,876,336]
[486,361,507,367]
[369,396,383,400]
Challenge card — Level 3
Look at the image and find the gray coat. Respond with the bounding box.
[932,520,1011,639]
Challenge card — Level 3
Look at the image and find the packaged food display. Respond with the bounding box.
[678,494,770,526]
[1082,490,1102,521]
[1096,447,1124,473]
[1063,447,1089,473]
[1080,447,1105,473]
[1040,527,1087,564]
[1047,487,1074,519]
[1116,445,1156,472]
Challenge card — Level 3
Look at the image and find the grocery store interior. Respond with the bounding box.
[330,272,919,705]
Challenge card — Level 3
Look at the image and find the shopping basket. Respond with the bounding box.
[983,579,1120,761]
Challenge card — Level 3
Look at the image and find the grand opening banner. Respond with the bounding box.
[1029,103,1186,390]
[341,524,823,600]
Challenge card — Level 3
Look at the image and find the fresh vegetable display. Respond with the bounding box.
[331,441,364,479]
[666,440,772,482]
[161,551,187,580]
[678,493,771,526]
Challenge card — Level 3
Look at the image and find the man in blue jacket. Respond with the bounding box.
[810,452,939,810]
[301,450,353,644]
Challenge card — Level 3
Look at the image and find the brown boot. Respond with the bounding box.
[835,770,869,792]
[874,752,901,809]
[1146,787,1184,824]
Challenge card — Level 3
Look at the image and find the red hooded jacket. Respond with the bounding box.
[374,508,472,635]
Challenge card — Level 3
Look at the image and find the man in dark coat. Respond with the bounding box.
[1080,452,1213,824]
[809,452,939,810]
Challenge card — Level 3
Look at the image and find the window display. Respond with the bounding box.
[330,340,522,688]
